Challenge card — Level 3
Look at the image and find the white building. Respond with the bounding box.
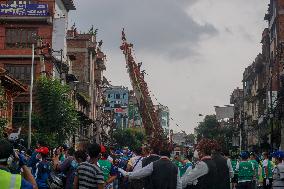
[155,104,170,136]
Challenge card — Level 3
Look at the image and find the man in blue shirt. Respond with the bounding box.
[0,139,38,189]
[28,140,45,176]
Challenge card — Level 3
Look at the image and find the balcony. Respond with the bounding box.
[0,16,52,24]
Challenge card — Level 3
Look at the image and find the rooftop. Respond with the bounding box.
[62,0,76,10]
[0,67,27,93]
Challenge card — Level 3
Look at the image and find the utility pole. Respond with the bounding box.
[270,71,274,149]
[60,49,63,80]
[28,44,35,149]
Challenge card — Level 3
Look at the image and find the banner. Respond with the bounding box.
[0,2,48,16]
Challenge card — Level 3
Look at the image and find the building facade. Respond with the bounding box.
[232,28,270,151]
[0,68,27,130]
[265,0,284,150]
[155,104,170,136]
[0,0,75,127]
[128,90,143,128]
[67,27,106,145]
[103,85,129,129]
[230,88,244,148]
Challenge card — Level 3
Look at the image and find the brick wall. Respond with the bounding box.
[0,0,56,125]
[67,38,91,83]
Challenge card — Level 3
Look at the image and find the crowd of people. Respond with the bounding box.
[1,137,284,189]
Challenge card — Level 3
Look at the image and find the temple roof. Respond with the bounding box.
[0,67,27,93]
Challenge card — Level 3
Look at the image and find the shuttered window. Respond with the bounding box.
[5,28,37,49]
[5,64,34,84]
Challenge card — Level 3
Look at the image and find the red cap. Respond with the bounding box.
[36,147,49,155]
[100,145,106,153]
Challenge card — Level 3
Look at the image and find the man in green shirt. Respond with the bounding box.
[249,152,259,189]
[173,153,193,177]
[231,155,239,189]
[236,151,254,189]
[98,152,117,189]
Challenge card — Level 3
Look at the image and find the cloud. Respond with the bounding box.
[70,0,268,133]
[70,0,218,60]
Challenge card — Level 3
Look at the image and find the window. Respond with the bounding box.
[162,119,168,127]
[13,102,29,124]
[5,28,37,49]
[115,94,120,99]
[114,104,121,108]
[5,64,33,84]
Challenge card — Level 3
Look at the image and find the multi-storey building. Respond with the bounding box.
[155,104,170,136]
[243,54,269,150]
[241,27,270,150]
[67,27,106,145]
[103,85,129,129]
[0,0,75,127]
[128,91,143,128]
[265,0,284,149]
[230,88,244,148]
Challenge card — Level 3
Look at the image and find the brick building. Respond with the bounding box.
[243,53,268,150]
[265,0,284,149]
[67,27,106,145]
[231,28,270,151]
[0,0,75,127]
[0,67,27,130]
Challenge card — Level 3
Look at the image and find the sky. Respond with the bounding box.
[69,0,268,133]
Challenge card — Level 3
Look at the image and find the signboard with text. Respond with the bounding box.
[0,2,48,16]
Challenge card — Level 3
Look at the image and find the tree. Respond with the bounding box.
[0,84,7,138]
[195,115,234,152]
[195,115,220,141]
[30,77,80,146]
[113,128,145,150]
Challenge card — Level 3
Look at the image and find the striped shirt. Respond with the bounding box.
[77,162,105,189]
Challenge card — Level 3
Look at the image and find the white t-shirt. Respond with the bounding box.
[263,159,268,168]
[128,155,143,171]
[227,158,234,178]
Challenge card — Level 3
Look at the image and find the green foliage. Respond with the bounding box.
[195,115,235,152]
[113,128,145,150]
[33,76,80,145]
[0,84,8,138]
[195,115,220,140]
